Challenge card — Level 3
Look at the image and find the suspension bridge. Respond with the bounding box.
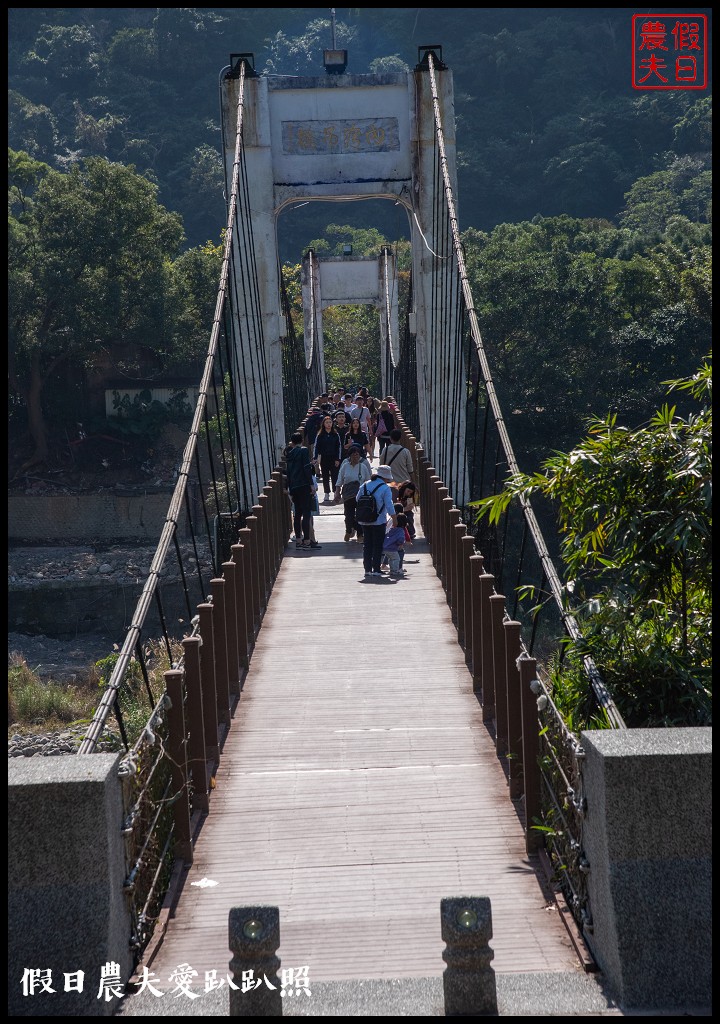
[12,48,651,1016]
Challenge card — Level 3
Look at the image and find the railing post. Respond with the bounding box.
[419,460,432,540]
[281,475,293,541]
[271,472,286,565]
[266,481,279,575]
[182,635,209,813]
[238,525,257,642]
[261,483,276,580]
[197,601,219,764]
[478,573,495,722]
[432,481,445,571]
[243,517,261,637]
[460,535,476,662]
[441,496,454,596]
[164,668,192,865]
[426,472,439,550]
[453,521,466,640]
[209,577,231,731]
[251,504,267,614]
[258,491,273,598]
[267,473,279,565]
[519,656,542,853]
[503,620,524,800]
[469,554,485,689]
[489,594,508,753]
[414,443,424,483]
[446,505,461,615]
[230,542,249,671]
[221,559,241,704]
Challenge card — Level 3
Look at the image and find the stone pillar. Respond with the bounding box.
[580,727,711,1011]
[228,906,282,1016]
[8,754,132,1016]
[441,896,497,1016]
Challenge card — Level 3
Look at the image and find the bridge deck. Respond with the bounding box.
[148,499,578,983]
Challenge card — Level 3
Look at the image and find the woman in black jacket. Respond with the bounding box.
[344,416,369,459]
[312,415,342,501]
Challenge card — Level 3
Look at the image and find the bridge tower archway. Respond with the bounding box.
[220,51,465,491]
[300,248,399,398]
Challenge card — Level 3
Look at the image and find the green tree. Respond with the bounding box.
[262,17,357,76]
[619,158,711,235]
[673,95,712,154]
[105,27,156,76]
[167,239,224,369]
[369,55,409,74]
[7,91,57,161]
[323,304,382,397]
[23,23,101,83]
[462,211,711,465]
[475,359,712,727]
[8,151,185,467]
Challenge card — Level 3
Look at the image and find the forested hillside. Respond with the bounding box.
[8,8,712,251]
[8,8,712,478]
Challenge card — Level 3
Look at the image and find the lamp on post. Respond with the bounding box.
[323,49,347,74]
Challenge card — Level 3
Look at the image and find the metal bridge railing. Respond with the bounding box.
[408,50,628,946]
[113,462,293,967]
[393,409,603,949]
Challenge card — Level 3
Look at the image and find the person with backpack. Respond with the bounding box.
[334,444,372,542]
[355,464,397,578]
[284,432,319,551]
[382,428,414,483]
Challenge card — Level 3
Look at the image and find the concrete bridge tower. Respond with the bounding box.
[220,47,465,494]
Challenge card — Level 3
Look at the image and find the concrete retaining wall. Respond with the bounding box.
[8,754,133,1016]
[9,577,193,637]
[580,727,711,1011]
[8,492,180,543]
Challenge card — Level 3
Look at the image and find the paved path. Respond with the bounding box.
[145,496,578,986]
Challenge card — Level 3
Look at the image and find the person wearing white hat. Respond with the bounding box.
[355,465,397,578]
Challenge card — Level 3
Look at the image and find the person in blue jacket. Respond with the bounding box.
[355,464,397,578]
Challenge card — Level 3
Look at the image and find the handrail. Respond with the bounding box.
[78,63,253,754]
[424,53,624,730]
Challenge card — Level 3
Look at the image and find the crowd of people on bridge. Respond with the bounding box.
[285,390,418,580]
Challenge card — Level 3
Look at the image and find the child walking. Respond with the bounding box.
[383,512,410,577]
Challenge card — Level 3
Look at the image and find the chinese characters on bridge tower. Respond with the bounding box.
[632,14,708,90]
[282,118,400,155]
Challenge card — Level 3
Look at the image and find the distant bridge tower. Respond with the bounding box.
[220,47,465,496]
[301,248,399,397]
